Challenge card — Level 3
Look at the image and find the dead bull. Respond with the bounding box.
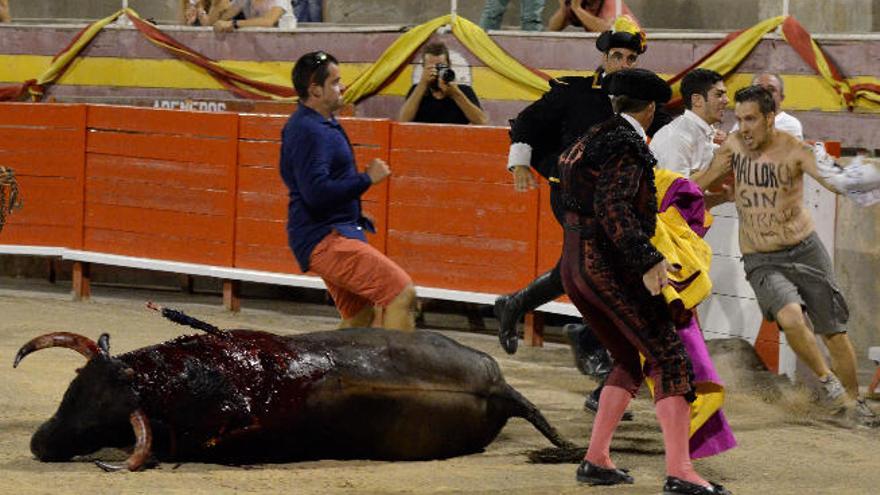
[14,304,573,471]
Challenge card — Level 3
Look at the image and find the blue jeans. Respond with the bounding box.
[294,0,323,22]
[479,0,545,31]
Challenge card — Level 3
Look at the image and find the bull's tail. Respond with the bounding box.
[146,302,231,338]
[501,383,577,449]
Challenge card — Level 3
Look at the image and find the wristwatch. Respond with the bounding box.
[232,18,239,29]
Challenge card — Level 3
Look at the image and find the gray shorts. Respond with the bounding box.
[742,232,849,335]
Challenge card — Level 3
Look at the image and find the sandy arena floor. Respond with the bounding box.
[1,279,878,495]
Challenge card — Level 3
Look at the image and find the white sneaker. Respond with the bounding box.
[819,373,846,406]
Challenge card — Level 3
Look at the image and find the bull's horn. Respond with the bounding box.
[13,332,100,368]
[95,409,153,472]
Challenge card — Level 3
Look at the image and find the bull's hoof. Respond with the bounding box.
[576,460,634,486]
[494,296,519,355]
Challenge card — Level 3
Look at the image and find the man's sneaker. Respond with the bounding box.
[818,373,846,407]
[852,398,880,427]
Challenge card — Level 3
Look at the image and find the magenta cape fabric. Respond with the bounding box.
[662,176,737,458]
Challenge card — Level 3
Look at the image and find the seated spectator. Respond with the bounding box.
[294,0,322,23]
[547,0,639,32]
[205,0,295,32]
[479,0,544,32]
[398,42,488,125]
[0,0,11,23]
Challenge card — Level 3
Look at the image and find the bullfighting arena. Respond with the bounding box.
[1,279,878,495]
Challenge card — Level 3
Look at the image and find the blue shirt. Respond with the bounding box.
[279,105,373,271]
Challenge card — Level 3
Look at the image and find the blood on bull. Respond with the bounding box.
[14,304,574,471]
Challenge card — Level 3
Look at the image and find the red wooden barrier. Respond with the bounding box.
[0,103,85,249]
[387,123,538,295]
[84,105,239,266]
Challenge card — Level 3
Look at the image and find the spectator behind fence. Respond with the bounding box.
[548,0,639,32]
[0,0,11,23]
[198,0,294,32]
[479,0,545,32]
[398,42,488,125]
[180,0,211,25]
[294,0,322,23]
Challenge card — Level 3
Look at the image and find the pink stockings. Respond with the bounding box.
[585,385,632,468]
[655,395,708,487]
[585,386,708,487]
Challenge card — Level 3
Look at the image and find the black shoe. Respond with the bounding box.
[663,476,732,494]
[493,270,562,355]
[564,323,612,377]
[575,460,634,486]
[584,388,634,421]
[494,295,520,355]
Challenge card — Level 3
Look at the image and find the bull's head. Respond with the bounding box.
[14,332,152,472]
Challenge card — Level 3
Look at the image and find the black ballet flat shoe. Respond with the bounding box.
[575,460,634,486]
[663,476,732,494]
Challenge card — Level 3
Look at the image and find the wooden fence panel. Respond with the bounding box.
[387,123,538,295]
[0,103,85,249]
[84,106,238,266]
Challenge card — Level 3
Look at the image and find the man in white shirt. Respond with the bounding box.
[650,68,728,177]
[731,73,803,140]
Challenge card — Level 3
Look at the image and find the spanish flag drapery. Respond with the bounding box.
[0,9,295,101]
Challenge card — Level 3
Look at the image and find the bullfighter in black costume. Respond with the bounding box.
[497,15,668,417]
[558,68,730,495]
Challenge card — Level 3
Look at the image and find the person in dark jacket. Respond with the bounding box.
[280,51,416,330]
[559,68,730,495]
[497,15,668,418]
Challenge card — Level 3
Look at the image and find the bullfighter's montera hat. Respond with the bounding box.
[596,15,647,54]
[605,68,671,103]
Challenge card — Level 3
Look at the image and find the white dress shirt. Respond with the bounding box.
[649,109,717,177]
[621,112,647,142]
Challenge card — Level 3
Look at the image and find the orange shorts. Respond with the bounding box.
[309,230,412,319]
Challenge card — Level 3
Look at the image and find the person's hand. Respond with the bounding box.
[720,182,734,202]
[712,128,728,145]
[570,0,586,14]
[419,64,438,89]
[184,6,199,25]
[642,259,671,296]
[366,158,391,184]
[558,0,569,10]
[214,19,234,32]
[512,165,537,192]
[437,77,455,95]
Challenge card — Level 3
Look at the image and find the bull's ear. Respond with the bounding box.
[97,333,111,355]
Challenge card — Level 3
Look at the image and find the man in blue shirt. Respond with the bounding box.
[280,51,415,330]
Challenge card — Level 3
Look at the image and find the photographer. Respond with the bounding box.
[398,42,488,125]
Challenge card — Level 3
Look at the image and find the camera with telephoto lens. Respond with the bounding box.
[431,63,456,89]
